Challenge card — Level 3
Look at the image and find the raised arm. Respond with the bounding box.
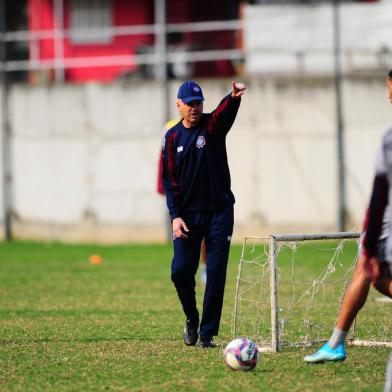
[206,81,247,136]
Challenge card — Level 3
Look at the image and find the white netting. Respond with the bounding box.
[232,234,392,351]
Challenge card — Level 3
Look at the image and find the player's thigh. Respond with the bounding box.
[355,238,386,278]
[373,262,392,297]
[207,206,234,242]
[204,207,233,267]
[352,256,372,283]
[172,226,204,274]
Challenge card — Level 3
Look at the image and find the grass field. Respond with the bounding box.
[0,241,389,391]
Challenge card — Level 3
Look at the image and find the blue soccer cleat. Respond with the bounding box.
[304,342,346,363]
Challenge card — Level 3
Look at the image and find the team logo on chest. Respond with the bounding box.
[196,135,206,149]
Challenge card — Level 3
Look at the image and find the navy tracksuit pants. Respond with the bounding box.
[171,206,234,339]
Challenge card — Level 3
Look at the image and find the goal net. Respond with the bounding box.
[232,232,392,352]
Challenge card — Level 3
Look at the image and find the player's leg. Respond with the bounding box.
[372,262,392,298]
[370,236,392,298]
[377,260,392,391]
[335,255,372,332]
[385,352,392,392]
[198,206,233,348]
[304,256,371,363]
[171,217,203,346]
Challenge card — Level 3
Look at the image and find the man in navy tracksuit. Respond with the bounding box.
[161,80,246,348]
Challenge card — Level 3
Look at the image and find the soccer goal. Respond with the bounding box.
[232,232,392,353]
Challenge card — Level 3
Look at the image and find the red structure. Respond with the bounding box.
[27,0,238,83]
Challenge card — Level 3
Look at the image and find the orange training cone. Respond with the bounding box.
[89,254,103,265]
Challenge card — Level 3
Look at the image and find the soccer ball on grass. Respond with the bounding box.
[223,337,259,371]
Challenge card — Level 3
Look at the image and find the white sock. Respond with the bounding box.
[328,327,348,349]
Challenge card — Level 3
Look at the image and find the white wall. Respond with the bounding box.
[0,76,390,243]
[244,1,392,75]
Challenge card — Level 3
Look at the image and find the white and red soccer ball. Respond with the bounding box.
[223,337,259,371]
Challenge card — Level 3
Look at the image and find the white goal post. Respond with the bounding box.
[232,232,392,353]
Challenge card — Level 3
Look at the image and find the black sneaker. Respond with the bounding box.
[183,319,199,346]
[197,336,216,348]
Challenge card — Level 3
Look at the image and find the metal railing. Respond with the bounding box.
[0,20,244,73]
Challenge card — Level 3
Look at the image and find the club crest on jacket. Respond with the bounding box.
[196,135,206,149]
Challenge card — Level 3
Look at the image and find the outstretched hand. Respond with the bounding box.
[231,81,247,99]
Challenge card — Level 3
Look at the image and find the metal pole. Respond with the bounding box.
[155,0,171,243]
[0,0,11,240]
[269,235,279,353]
[272,231,360,242]
[333,0,346,231]
[154,0,170,119]
[232,236,248,339]
[53,0,65,82]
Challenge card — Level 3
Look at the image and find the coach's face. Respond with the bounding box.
[387,78,392,104]
[177,99,203,128]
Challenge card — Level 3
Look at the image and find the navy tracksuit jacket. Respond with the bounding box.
[162,94,241,338]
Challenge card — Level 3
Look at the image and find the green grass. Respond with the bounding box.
[0,241,389,391]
